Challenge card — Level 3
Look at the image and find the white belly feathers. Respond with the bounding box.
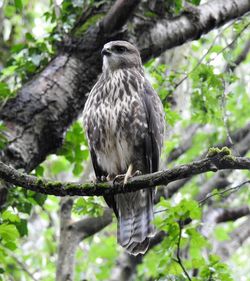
[84,68,146,175]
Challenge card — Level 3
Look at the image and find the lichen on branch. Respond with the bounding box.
[0,149,249,197]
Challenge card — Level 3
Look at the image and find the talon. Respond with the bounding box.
[106,174,114,181]
[124,164,133,185]
[132,170,142,177]
[112,164,137,189]
[113,174,125,186]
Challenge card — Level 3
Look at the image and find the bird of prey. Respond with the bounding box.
[83,41,165,255]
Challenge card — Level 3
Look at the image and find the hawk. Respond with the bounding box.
[83,41,164,255]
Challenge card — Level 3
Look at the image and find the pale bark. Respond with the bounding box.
[56,198,112,281]
[216,216,250,260]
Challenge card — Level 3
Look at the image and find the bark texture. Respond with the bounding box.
[0,152,249,197]
[56,198,112,281]
[0,0,249,176]
[0,0,250,278]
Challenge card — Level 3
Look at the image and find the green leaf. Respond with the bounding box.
[14,0,23,11]
[4,241,17,251]
[35,165,44,177]
[0,224,19,241]
[187,0,201,5]
[16,201,32,215]
[0,83,11,99]
[16,219,28,237]
[2,210,20,223]
[11,43,26,53]
[32,193,47,206]
[214,226,230,241]
[73,197,104,217]
[25,32,36,42]
[50,156,71,175]
[4,5,16,17]
[73,162,83,176]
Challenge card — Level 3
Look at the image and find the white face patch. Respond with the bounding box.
[102,56,109,71]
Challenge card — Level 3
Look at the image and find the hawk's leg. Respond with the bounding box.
[113,164,141,186]
[124,164,133,185]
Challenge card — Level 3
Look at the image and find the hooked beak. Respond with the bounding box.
[101,48,112,57]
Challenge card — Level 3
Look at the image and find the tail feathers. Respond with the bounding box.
[115,188,155,256]
[126,238,150,256]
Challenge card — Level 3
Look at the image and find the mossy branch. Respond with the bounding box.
[0,148,249,197]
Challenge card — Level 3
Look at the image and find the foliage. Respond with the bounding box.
[0,1,250,281]
[58,121,89,176]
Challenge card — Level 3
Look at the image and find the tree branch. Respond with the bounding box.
[1,0,249,177]
[215,206,250,223]
[167,124,201,163]
[173,222,192,281]
[158,128,250,203]
[100,0,140,34]
[56,200,112,281]
[197,131,250,202]
[199,180,250,206]
[72,208,113,240]
[139,0,250,61]
[216,216,250,260]
[0,150,249,197]
[225,38,250,72]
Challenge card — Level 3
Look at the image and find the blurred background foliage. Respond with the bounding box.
[0,0,250,280]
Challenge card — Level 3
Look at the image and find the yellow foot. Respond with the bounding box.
[112,165,142,187]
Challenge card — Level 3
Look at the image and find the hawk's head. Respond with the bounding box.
[102,41,142,72]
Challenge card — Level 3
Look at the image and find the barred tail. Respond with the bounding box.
[115,188,155,256]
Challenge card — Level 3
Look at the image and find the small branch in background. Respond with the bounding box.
[172,19,237,90]
[110,231,166,281]
[0,245,38,281]
[196,171,231,202]
[166,124,201,163]
[173,222,192,281]
[157,130,250,203]
[53,0,63,34]
[216,216,250,260]
[215,206,250,223]
[221,79,234,147]
[72,208,113,240]
[199,180,250,206]
[171,20,250,91]
[219,122,250,149]
[196,132,250,202]
[225,38,250,72]
[207,22,250,64]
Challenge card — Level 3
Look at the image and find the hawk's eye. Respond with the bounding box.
[113,46,127,53]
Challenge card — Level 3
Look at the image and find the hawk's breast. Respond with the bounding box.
[83,69,148,175]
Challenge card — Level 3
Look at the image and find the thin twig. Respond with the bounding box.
[172,19,238,91]
[221,79,234,148]
[174,222,192,281]
[171,20,250,92]
[199,180,250,205]
[207,22,250,64]
[0,245,38,281]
